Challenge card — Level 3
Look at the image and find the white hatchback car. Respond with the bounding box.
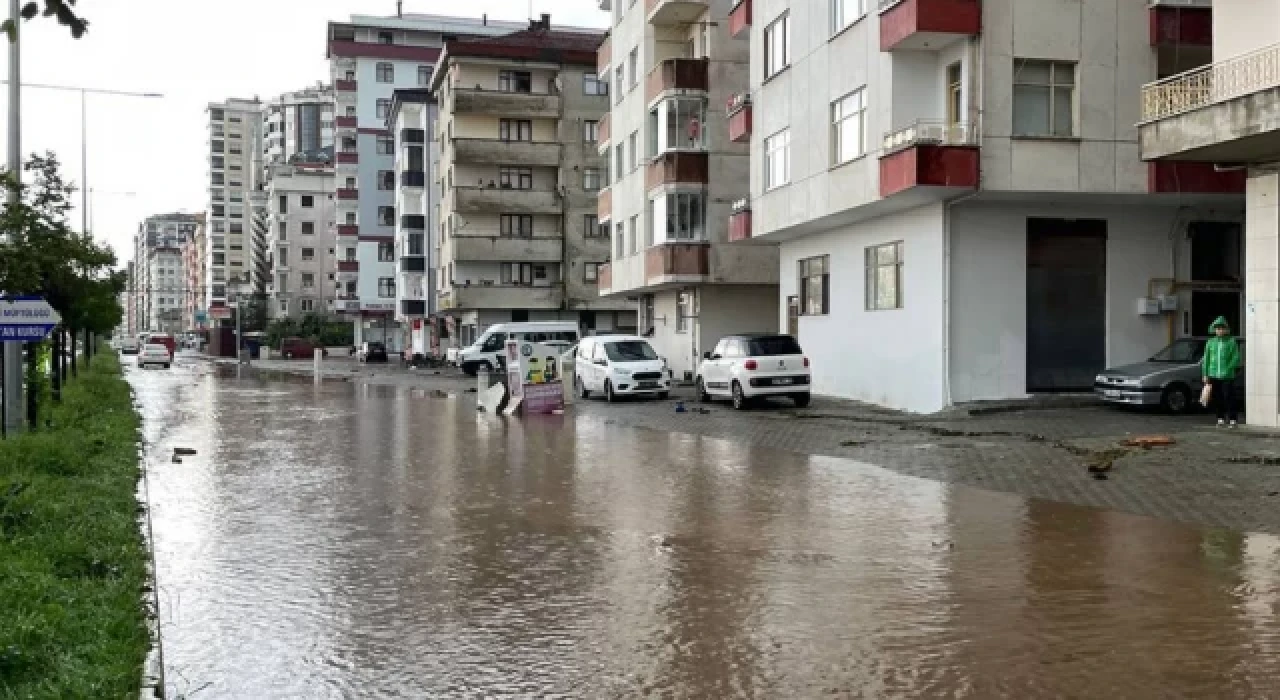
[574,335,672,401]
[696,334,811,409]
[137,343,172,369]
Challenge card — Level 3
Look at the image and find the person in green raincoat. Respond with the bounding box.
[1201,316,1242,427]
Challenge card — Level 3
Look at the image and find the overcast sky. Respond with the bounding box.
[0,0,607,264]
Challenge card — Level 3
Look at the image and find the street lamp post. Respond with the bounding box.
[3,0,24,436]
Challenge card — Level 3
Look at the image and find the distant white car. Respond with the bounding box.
[137,343,172,369]
[696,334,811,410]
[119,337,140,355]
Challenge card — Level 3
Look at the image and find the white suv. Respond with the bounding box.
[696,334,811,410]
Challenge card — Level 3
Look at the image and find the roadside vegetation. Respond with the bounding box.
[0,351,149,699]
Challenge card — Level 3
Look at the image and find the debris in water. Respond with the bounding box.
[840,440,868,447]
[1122,435,1175,449]
[173,447,197,456]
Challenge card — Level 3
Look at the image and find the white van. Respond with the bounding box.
[458,321,580,375]
[574,335,672,401]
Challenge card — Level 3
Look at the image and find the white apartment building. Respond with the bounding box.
[390,89,434,356]
[265,162,338,320]
[147,246,184,334]
[262,85,336,170]
[597,0,779,381]
[132,212,200,334]
[327,12,527,351]
[733,0,1244,413]
[1139,0,1280,426]
[206,98,265,317]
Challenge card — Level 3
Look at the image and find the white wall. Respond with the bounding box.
[779,204,948,413]
[1214,0,1280,62]
[1245,172,1280,427]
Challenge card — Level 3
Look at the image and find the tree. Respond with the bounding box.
[2,0,87,41]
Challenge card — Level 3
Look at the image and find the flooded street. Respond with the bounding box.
[132,357,1280,698]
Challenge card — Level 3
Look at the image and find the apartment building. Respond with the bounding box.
[147,246,184,334]
[265,162,339,320]
[262,85,336,171]
[132,212,201,334]
[430,17,634,350]
[183,219,207,330]
[390,89,435,356]
[1139,0,1280,426]
[728,0,1245,413]
[327,12,526,351]
[206,98,265,316]
[124,261,137,337]
[596,0,778,381]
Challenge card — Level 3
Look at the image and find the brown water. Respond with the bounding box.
[132,358,1280,699]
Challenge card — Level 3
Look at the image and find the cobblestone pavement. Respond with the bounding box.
[214,355,1280,535]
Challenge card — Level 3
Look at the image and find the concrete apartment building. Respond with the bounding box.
[206,98,265,315]
[729,0,1245,413]
[327,12,526,351]
[265,162,339,320]
[430,17,634,350]
[131,212,201,334]
[183,220,207,330]
[147,246,185,334]
[596,0,778,381]
[1139,0,1280,426]
[390,89,434,356]
[124,261,137,337]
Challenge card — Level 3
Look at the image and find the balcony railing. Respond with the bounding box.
[645,58,709,104]
[335,79,358,92]
[882,120,978,154]
[337,188,359,200]
[335,116,357,128]
[337,260,359,272]
[336,151,359,164]
[1140,42,1280,122]
[645,151,709,190]
[336,224,358,237]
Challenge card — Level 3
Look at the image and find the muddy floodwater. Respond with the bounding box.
[131,358,1280,698]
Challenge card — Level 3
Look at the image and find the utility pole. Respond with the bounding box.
[3,0,26,437]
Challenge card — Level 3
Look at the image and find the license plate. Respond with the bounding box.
[774,378,794,386]
[638,381,659,389]
[1104,390,1122,399]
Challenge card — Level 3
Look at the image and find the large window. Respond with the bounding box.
[376,62,394,83]
[378,241,394,262]
[831,0,867,35]
[378,206,395,227]
[799,255,829,316]
[501,262,535,285]
[764,129,791,190]
[584,73,608,96]
[499,166,533,190]
[418,65,431,87]
[499,119,533,142]
[1013,59,1075,137]
[378,170,395,190]
[584,167,602,192]
[652,192,706,242]
[301,221,315,235]
[376,99,391,119]
[377,137,394,155]
[378,277,395,297]
[866,241,904,310]
[499,70,532,93]
[584,120,599,143]
[764,13,791,79]
[301,273,315,289]
[500,214,533,238]
[651,98,706,154]
[832,88,867,164]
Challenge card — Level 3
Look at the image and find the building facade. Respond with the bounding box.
[262,84,336,170]
[1139,0,1280,426]
[206,98,265,315]
[131,212,201,334]
[147,246,184,334]
[596,0,778,381]
[431,18,635,352]
[265,162,339,320]
[729,0,1244,413]
[390,89,434,356]
[183,219,207,330]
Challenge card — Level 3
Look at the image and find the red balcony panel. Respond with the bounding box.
[337,188,359,200]
[879,145,979,198]
[335,79,358,92]
[729,0,752,39]
[880,0,981,52]
[645,58,709,104]
[646,152,709,190]
[336,151,359,164]
[597,187,612,222]
[335,115,357,128]
[1147,162,1246,194]
[1149,7,1212,47]
[598,263,612,292]
[645,243,709,283]
[728,208,752,242]
[328,40,441,63]
[337,261,359,272]
[597,34,612,74]
[337,224,359,237]
[728,103,752,143]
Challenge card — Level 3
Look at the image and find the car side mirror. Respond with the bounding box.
[702,351,711,360]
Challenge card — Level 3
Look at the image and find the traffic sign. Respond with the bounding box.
[0,297,61,342]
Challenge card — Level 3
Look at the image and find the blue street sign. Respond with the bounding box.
[0,297,61,343]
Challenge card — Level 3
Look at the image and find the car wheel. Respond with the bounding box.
[696,377,711,403]
[732,381,750,411]
[461,362,477,377]
[480,361,494,374]
[577,376,590,400]
[792,393,811,408]
[1162,384,1193,414]
[606,379,617,403]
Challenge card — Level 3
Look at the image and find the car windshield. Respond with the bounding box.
[604,341,658,362]
[746,335,803,356]
[1150,338,1205,362]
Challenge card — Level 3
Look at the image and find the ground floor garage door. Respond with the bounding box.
[1027,218,1107,392]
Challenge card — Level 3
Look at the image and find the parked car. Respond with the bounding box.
[574,335,671,402]
[136,343,172,369]
[120,337,140,355]
[146,333,176,359]
[459,321,581,375]
[1094,336,1246,413]
[279,336,322,359]
[696,334,811,410]
[358,341,388,363]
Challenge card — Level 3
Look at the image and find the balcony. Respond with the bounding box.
[451,88,561,119]
[727,93,752,143]
[400,300,427,316]
[1148,161,1247,194]
[729,0,751,38]
[646,58,709,106]
[646,0,708,26]
[400,170,426,188]
[1149,2,1212,47]
[335,79,358,92]
[336,224,359,238]
[728,200,751,242]
[1140,43,1280,165]
[878,0,981,52]
[335,115,357,128]
[336,151,359,164]
[452,235,563,263]
[452,138,561,167]
[401,214,426,230]
[440,283,564,311]
[453,186,561,215]
[597,187,612,222]
[646,151,709,191]
[400,128,425,144]
[645,243,709,286]
[597,34,611,74]
[597,113,611,153]
[879,120,979,198]
[337,260,359,272]
[337,188,359,200]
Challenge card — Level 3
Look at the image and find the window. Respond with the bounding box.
[499,166,533,190]
[378,171,395,190]
[418,65,431,86]
[301,273,315,290]
[653,192,706,242]
[499,119,533,142]
[377,136,394,155]
[584,214,599,237]
[378,241,394,262]
[584,73,608,96]
[764,129,791,190]
[1013,59,1075,137]
[764,13,791,79]
[301,221,315,235]
[345,177,356,189]
[629,215,639,255]
[628,48,638,90]
[378,31,394,44]
[866,241,904,310]
[300,247,315,261]
[378,278,395,297]
[277,248,289,266]
[799,255,830,315]
[583,168,602,191]
[378,207,395,226]
[376,99,391,119]
[652,98,707,153]
[230,223,243,234]
[615,143,625,181]
[676,290,695,333]
[628,131,638,170]
[345,212,356,225]
[301,299,315,312]
[947,62,963,126]
[501,214,534,238]
[585,262,602,282]
[831,0,867,34]
[500,262,534,285]
[614,65,625,104]
[832,88,867,164]
[498,70,532,93]
[211,173,224,185]
[301,195,314,208]
[615,222,625,258]
[584,120,599,143]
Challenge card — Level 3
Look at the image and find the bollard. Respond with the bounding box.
[477,366,490,395]
[313,348,322,383]
[561,355,574,405]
